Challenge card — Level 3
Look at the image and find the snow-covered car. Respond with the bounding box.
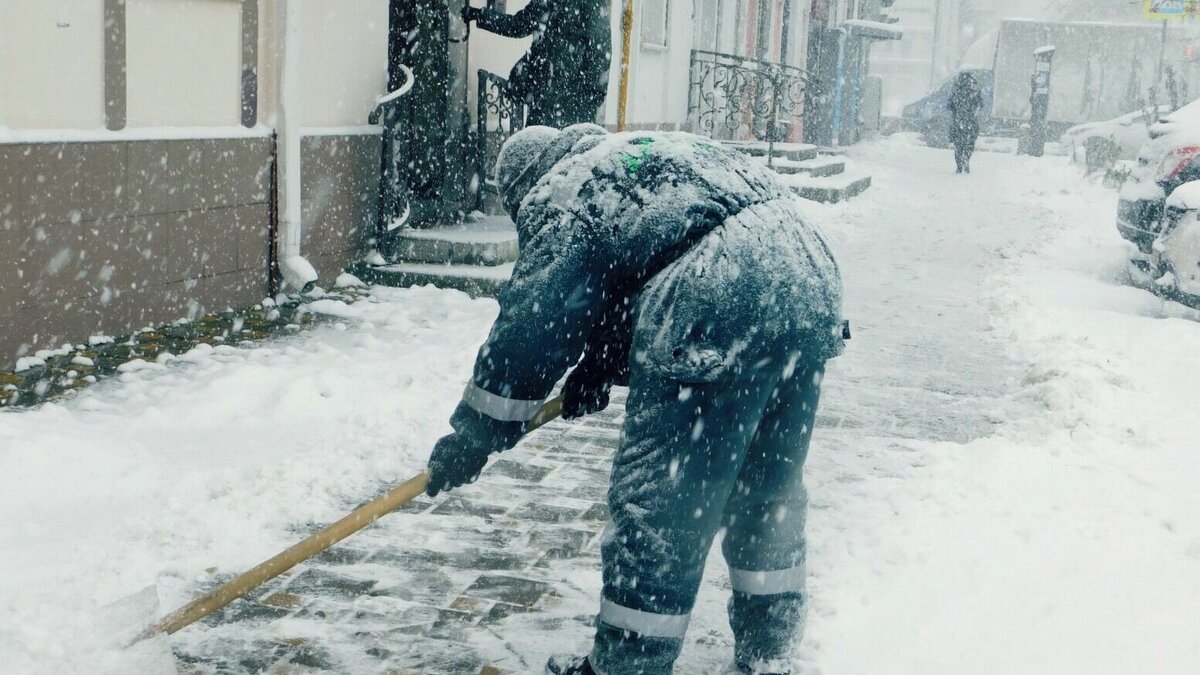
[1059,106,1168,164]
[1152,182,1200,306]
[1115,99,1200,254]
[1116,98,1200,306]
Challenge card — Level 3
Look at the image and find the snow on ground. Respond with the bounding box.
[1,135,1198,674]
[770,137,1200,675]
[0,287,497,673]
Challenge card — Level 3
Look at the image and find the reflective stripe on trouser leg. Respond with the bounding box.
[597,598,691,638]
[729,563,806,596]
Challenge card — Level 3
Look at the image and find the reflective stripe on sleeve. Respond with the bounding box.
[729,564,807,596]
[597,598,691,639]
[462,382,545,422]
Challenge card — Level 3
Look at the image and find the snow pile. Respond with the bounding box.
[768,135,1200,675]
[0,286,497,673]
[977,172,1200,674]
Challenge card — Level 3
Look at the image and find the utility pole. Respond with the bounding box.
[1157,18,1169,96]
[929,0,944,89]
[617,1,635,132]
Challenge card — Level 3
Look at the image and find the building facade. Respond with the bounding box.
[2,0,387,368]
[1,1,853,369]
[868,0,964,115]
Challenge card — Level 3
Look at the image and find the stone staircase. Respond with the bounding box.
[349,215,519,298]
[725,141,873,204]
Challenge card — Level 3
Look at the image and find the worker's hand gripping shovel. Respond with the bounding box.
[113,396,564,657]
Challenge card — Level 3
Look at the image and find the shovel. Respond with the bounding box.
[116,395,563,655]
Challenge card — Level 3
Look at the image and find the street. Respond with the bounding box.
[2,136,1198,674]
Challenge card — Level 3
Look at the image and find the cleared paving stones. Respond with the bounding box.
[171,394,624,674]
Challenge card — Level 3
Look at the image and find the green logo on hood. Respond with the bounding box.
[621,137,656,173]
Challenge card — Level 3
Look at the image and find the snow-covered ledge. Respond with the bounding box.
[842,19,904,41]
[0,124,273,145]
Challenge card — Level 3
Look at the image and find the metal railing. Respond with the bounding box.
[476,70,527,203]
[687,50,811,164]
[370,64,415,239]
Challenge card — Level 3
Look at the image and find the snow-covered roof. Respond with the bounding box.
[1033,45,1057,55]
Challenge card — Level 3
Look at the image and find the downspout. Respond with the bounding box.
[275,0,318,293]
[830,25,848,146]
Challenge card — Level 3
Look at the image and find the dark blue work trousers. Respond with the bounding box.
[590,353,824,675]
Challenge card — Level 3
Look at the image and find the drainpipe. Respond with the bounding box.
[274,0,318,293]
[830,25,848,146]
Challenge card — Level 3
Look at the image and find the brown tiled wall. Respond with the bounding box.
[0,133,378,369]
[300,133,380,281]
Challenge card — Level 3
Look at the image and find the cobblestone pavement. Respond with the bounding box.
[172,394,627,675]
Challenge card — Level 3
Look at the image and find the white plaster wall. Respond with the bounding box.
[0,0,105,129]
[605,0,697,129]
[1,0,803,134]
[126,0,242,127]
[297,0,389,128]
[601,2,626,126]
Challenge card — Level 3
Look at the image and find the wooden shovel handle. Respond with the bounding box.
[141,395,564,641]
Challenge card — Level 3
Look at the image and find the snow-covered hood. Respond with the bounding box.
[1165,181,1200,211]
[506,123,609,239]
[1149,98,1200,139]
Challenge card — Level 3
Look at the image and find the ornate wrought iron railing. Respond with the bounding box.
[687,50,811,164]
[476,70,527,204]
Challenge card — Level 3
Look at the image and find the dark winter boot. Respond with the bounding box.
[546,654,597,675]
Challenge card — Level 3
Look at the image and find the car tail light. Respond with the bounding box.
[1158,145,1200,181]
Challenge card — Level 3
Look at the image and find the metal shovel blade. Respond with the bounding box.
[94,585,177,674]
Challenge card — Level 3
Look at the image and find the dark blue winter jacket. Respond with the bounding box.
[451,126,844,453]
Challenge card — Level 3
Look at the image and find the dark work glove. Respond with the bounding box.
[426,433,489,497]
[460,5,481,24]
[563,367,612,420]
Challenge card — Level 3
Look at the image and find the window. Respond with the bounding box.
[642,0,670,50]
[755,0,774,61]
[694,0,720,52]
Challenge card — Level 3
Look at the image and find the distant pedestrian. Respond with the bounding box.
[462,0,612,128]
[948,71,984,174]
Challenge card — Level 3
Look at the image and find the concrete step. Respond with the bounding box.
[391,215,518,266]
[760,155,847,177]
[788,170,873,204]
[794,156,847,177]
[724,141,819,162]
[349,261,513,298]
